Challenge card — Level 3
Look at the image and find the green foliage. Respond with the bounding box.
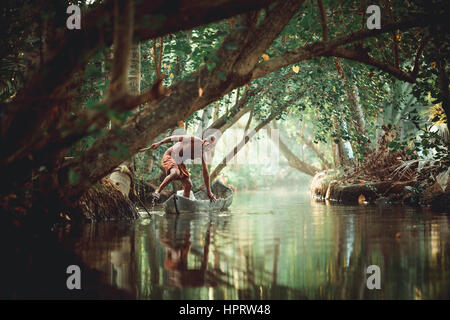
[1,0,447,194]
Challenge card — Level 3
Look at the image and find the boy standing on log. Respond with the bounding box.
[141,135,217,202]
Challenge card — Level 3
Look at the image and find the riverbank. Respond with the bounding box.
[310,170,449,213]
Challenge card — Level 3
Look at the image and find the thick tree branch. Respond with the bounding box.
[330,48,416,83]
[153,38,164,79]
[232,0,305,76]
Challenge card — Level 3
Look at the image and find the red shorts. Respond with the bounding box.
[162,153,190,180]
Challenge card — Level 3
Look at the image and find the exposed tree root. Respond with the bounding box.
[74,178,139,222]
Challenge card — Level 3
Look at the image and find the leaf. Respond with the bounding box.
[292,65,300,73]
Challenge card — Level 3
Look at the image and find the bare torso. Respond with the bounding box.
[165,137,204,164]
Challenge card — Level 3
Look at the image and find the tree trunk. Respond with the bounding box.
[332,111,354,167]
[209,104,289,182]
[345,84,366,134]
[268,124,319,177]
[331,139,339,168]
[298,132,331,169]
[109,40,142,198]
[128,43,141,96]
[75,178,139,221]
[196,106,213,137]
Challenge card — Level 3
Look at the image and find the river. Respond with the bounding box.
[57,189,450,299]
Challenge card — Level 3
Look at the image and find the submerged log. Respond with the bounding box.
[74,178,139,222]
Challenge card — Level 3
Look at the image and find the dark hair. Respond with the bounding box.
[206,135,216,142]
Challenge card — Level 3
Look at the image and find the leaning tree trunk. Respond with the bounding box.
[345,84,366,134]
[109,42,141,198]
[298,132,331,169]
[332,107,354,167]
[209,104,289,182]
[268,123,319,177]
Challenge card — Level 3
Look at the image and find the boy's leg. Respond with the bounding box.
[155,168,180,196]
[181,177,193,198]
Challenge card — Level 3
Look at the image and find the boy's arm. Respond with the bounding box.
[141,135,188,151]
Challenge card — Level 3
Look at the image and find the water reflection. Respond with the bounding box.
[57,190,450,299]
[159,215,214,287]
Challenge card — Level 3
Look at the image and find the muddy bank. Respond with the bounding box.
[310,171,449,212]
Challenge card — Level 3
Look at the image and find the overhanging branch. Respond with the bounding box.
[330,48,416,83]
[251,13,446,81]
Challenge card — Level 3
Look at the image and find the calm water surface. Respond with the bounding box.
[57,190,450,299]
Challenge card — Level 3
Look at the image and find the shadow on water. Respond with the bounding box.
[57,190,450,299]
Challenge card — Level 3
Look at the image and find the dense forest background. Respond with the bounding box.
[0,0,448,226]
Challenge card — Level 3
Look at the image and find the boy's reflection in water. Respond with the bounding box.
[159,214,216,288]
